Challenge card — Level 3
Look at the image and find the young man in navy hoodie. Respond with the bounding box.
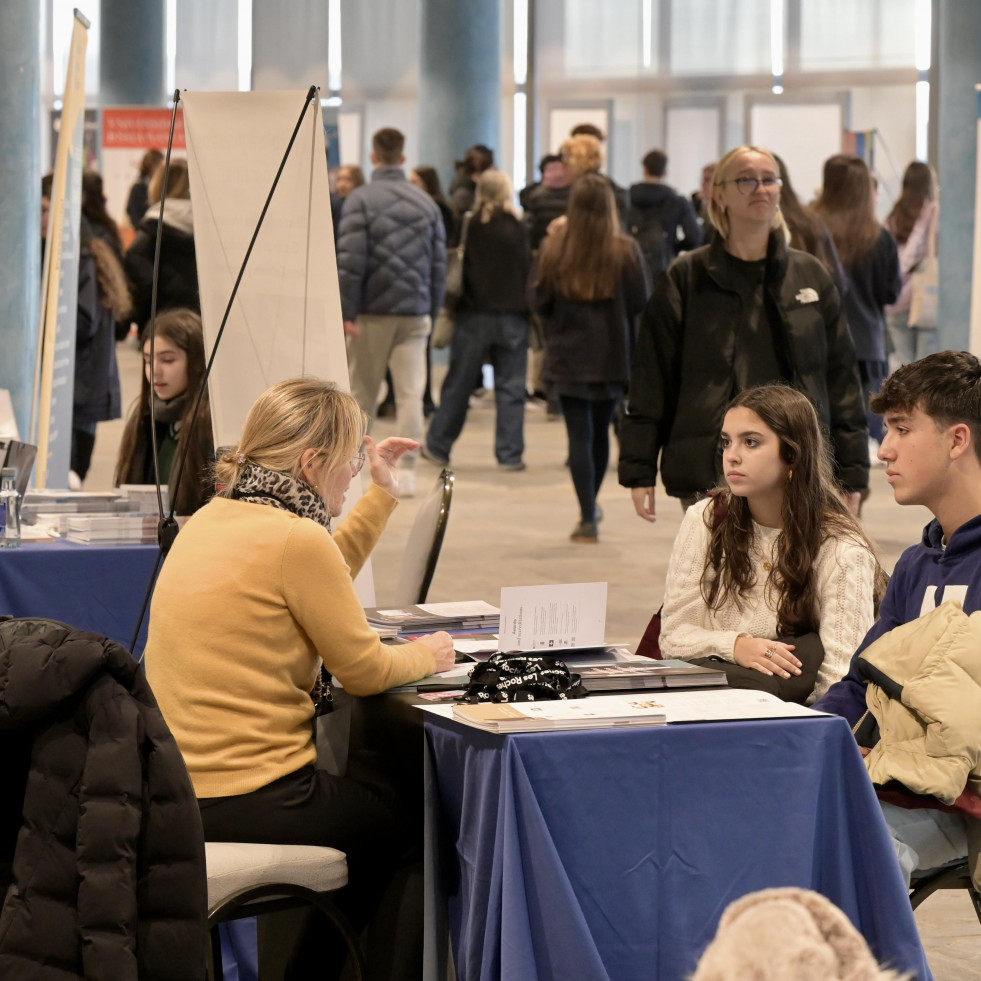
[815,350,981,882]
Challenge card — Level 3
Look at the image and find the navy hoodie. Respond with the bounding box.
[815,512,981,726]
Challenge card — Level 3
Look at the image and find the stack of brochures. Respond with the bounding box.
[451,694,668,732]
[578,659,726,692]
[364,600,499,636]
[66,514,159,545]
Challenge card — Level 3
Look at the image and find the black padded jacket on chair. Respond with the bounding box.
[0,617,207,980]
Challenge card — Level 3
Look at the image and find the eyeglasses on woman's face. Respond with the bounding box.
[718,176,783,195]
[350,451,366,475]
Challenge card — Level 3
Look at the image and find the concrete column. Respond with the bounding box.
[0,0,41,437]
[99,0,166,105]
[419,0,501,190]
[936,0,981,349]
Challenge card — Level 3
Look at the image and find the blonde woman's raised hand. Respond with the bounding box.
[364,435,419,497]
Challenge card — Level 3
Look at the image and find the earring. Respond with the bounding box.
[788,468,794,481]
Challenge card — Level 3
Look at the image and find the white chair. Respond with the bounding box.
[394,468,454,605]
[205,841,365,979]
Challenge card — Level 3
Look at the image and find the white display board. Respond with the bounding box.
[749,100,844,205]
[182,90,348,447]
[182,89,373,601]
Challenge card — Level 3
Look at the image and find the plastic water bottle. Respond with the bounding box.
[0,467,22,549]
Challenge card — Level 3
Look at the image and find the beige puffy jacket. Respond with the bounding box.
[859,601,981,804]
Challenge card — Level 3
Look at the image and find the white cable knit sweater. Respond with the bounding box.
[660,497,878,703]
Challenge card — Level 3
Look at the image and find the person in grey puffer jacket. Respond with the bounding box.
[337,127,447,496]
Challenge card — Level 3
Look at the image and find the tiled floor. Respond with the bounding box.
[86,341,980,979]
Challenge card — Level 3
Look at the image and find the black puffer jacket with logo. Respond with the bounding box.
[0,617,207,981]
[618,232,869,498]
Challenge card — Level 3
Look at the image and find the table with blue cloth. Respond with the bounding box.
[423,712,934,981]
[0,540,160,654]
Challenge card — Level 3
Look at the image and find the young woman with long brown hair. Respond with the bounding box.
[884,161,938,370]
[660,385,882,703]
[813,154,901,445]
[114,308,214,515]
[532,173,649,542]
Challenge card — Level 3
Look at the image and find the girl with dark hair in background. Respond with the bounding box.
[660,385,881,704]
[410,165,455,241]
[114,308,214,515]
[771,154,845,295]
[533,173,649,542]
[81,170,125,262]
[813,154,901,447]
[884,161,939,370]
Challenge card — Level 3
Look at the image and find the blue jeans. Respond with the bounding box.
[886,309,939,374]
[560,395,617,523]
[427,312,529,466]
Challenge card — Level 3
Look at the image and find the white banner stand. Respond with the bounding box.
[182,89,374,603]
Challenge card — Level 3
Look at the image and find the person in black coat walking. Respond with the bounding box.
[124,158,200,334]
[532,174,650,542]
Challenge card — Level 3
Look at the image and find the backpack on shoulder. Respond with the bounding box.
[628,202,673,282]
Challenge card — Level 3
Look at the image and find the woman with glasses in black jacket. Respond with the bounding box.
[618,145,869,522]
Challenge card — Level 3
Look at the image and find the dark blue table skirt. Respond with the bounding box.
[0,540,161,654]
[425,714,933,981]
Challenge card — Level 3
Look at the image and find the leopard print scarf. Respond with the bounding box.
[232,462,332,531]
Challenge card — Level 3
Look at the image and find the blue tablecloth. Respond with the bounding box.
[0,540,160,654]
[424,713,934,981]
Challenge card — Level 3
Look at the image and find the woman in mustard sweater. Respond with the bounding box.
[144,377,453,980]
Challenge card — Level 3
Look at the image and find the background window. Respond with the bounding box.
[670,0,770,77]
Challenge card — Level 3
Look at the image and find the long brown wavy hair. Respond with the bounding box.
[885,161,935,245]
[114,308,213,515]
[700,385,884,634]
[772,153,839,278]
[536,173,635,301]
[812,154,881,269]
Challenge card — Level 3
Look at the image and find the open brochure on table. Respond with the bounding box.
[450,694,667,732]
[418,689,829,731]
